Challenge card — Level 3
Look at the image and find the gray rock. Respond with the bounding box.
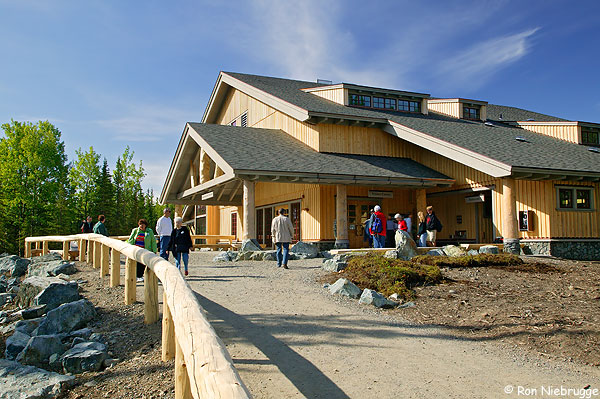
[8,286,19,294]
[427,249,446,256]
[29,253,62,264]
[399,301,416,308]
[358,289,399,308]
[103,358,118,368]
[0,293,14,307]
[249,251,264,261]
[60,341,107,374]
[479,245,500,254]
[0,279,6,293]
[0,255,30,278]
[36,299,96,336]
[240,239,262,253]
[56,274,71,281]
[21,305,47,320]
[394,230,418,259]
[28,260,77,277]
[5,330,31,359]
[89,333,105,343]
[442,245,467,257]
[15,318,43,335]
[261,250,277,261]
[383,250,400,259]
[0,359,75,398]
[322,259,347,272]
[7,277,19,287]
[234,251,253,261]
[320,251,333,259]
[17,276,79,311]
[0,321,17,335]
[71,337,85,347]
[467,249,479,256]
[212,251,236,262]
[328,278,362,299]
[69,327,93,340]
[48,353,61,371]
[389,293,400,301]
[17,335,66,367]
[289,241,319,259]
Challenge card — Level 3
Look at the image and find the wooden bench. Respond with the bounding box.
[191,235,236,251]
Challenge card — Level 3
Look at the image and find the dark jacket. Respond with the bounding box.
[417,221,427,235]
[426,212,441,231]
[80,221,93,233]
[168,226,193,254]
[93,221,108,236]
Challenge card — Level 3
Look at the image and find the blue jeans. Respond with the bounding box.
[275,242,290,266]
[418,234,427,247]
[174,252,189,272]
[159,236,171,260]
[373,235,385,248]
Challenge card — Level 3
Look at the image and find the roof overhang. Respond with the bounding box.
[512,167,600,182]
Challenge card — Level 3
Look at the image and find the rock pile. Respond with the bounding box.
[327,278,402,309]
[212,240,325,263]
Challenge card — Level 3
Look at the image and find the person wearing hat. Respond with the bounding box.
[369,205,387,248]
[156,208,173,260]
[395,213,408,232]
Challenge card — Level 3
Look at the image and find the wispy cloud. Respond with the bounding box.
[436,28,541,91]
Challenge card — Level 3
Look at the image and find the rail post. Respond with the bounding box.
[78,239,86,262]
[42,241,49,256]
[24,240,31,258]
[86,239,93,263]
[62,241,69,260]
[161,292,175,361]
[124,258,137,305]
[175,340,193,399]
[93,241,101,269]
[100,244,110,277]
[110,249,120,287]
[144,267,159,324]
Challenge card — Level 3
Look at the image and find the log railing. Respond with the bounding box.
[24,234,251,399]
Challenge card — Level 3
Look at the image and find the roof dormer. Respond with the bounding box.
[428,98,488,122]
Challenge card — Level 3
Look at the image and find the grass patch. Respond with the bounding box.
[340,253,443,301]
[412,253,523,268]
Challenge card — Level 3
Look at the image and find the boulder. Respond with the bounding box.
[479,245,500,254]
[0,279,6,293]
[16,335,66,368]
[0,255,30,278]
[290,241,319,259]
[427,249,446,256]
[358,289,399,308]
[5,330,31,360]
[467,249,479,256]
[0,293,14,307]
[89,333,105,343]
[60,341,107,374]
[320,251,333,259]
[234,251,253,261]
[21,305,47,320]
[394,230,418,260]
[17,276,79,311]
[0,359,75,399]
[328,278,362,299]
[28,260,76,277]
[322,259,347,272]
[249,252,264,261]
[212,251,236,262]
[261,251,277,261]
[240,239,262,253]
[69,327,93,340]
[15,318,43,335]
[399,301,416,308]
[29,253,62,264]
[383,250,400,259]
[36,299,96,336]
[442,245,467,257]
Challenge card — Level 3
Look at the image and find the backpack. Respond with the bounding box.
[436,219,443,232]
[371,216,383,234]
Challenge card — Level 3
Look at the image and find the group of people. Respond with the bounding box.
[80,215,108,236]
[364,205,442,248]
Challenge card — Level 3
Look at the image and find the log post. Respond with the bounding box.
[86,239,93,264]
[502,177,520,254]
[24,241,31,258]
[78,239,86,262]
[124,258,137,305]
[100,244,110,277]
[161,291,175,361]
[62,241,69,261]
[144,267,159,324]
[175,340,193,399]
[242,180,256,240]
[42,241,49,256]
[334,184,349,249]
[93,241,101,269]
[416,188,427,215]
[110,249,120,287]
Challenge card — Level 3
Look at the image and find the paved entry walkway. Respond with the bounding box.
[185,253,599,399]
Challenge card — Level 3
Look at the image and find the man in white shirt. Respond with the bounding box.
[271,208,295,269]
[156,208,173,260]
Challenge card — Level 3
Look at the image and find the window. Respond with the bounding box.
[582,127,600,146]
[241,112,248,127]
[557,186,594,210]
[384,98,396,110]
[231,212,238,237]
[398,100,420,112]
[230,120,236,126]
[349,94,371,107]
[463,106,480,120]
[373,97,385,108]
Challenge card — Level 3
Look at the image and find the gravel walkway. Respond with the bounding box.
[186,252,599,399]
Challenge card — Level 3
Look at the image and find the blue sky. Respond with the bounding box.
[1,0,599,194]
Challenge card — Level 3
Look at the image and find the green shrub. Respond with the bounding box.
[412,253,523,268]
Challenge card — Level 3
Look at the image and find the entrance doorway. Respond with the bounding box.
[256,200,301,248]
[347,201,377,248]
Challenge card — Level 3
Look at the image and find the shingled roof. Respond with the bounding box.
[221,72,600,177]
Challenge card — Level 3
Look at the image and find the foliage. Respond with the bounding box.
[341,253,443,301]
[68,146,101,218]
[412,253,523,268]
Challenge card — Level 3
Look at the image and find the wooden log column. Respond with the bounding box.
[78,239,86,262]
[100,244,110,277]
[93,241,101,269]
[501,177,520,254]
[175,340,193,399]
[334,184,349,249]
[242,180,256,241]
[416,188,427,214]
[62,241,69,260]
[161,292,175,361]
[24,241,31,258]
[110,249,120,287]
[144,267,159,324]
[124,258,137,305]
[86,239,93,264]
[42,241,49,256]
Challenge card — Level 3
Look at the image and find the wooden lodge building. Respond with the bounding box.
[160,72,600,259]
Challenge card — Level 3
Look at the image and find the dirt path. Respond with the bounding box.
[186,253,599,399]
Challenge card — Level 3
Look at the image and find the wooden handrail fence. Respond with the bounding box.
[24,233,251,399]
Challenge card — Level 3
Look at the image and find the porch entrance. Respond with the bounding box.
[347,200,378,248]
[256,200,301,248]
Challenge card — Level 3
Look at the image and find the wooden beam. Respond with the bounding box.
[177,173,234,199]
[335,119,346,125]
[216,184,226,201]
[514,173,533,179]
[229,180,243,202]
[531,174,550,181]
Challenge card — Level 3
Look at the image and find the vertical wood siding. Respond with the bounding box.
[304,88,345,105]
[427,102,460,119]
[516,124,580,144]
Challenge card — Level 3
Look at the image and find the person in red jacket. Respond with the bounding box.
[369,205,387,248]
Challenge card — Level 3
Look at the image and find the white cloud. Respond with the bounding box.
[142,160,172,196]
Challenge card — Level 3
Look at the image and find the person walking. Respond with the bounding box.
[385,214,397,248]
[271,208,294,269]
[363,209,374,247]
[93,215,108,236]
[80,216,93,233]
[156,208,173,261]
[416,211,427,247]
[127,219,157,282]
[395,213,408,232]
[425,206,442,247]
[369,205,386,248]
[168,217,193,276]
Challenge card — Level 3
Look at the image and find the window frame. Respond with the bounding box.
[349,94,371,107]
[231,212,238,237]
[581,127,600,146]
[463,105,480,120]
[555,185,595,211]
[373,97,385,109]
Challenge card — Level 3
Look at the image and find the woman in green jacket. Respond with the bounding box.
[127,219,158,282]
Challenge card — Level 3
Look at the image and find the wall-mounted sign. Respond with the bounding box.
[465,194,485,203]
[201,192,214,200]
[519,210,534,231]
[368,190,393,199]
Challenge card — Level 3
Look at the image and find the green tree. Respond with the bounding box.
[112,146,146,235]
[0,120,70,254]
[94,158,115,229]
[68,146,101,220]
